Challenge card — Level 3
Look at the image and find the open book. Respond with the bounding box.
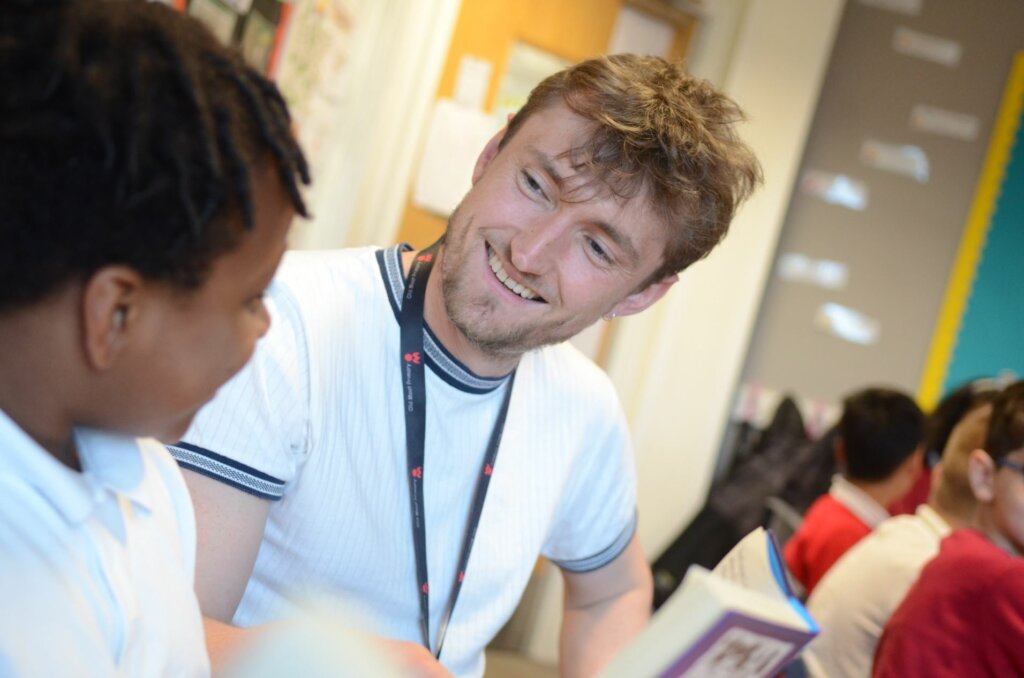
[599,527,818,678]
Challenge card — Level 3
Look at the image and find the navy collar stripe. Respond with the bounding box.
[376,244,509,394]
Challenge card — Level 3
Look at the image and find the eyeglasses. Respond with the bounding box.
[996,458,1024,477]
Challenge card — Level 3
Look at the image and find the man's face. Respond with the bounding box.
[991,447,1024,556]
[440,102,676,358]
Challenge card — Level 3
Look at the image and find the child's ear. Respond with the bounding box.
[81,266,144,370]
[967,448,997,503]
[833,437,847,469]
[904,446,926,476]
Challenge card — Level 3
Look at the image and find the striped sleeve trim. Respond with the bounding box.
[167,442,286,501]
[550,510,638,573]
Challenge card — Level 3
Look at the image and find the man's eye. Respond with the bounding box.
[587,237,611,263]
[522,171,545,196]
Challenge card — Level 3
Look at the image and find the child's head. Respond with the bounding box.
[836,388,925,489]
[0,0,309,445]
[930,401,992,524]
[968,381,1024,555]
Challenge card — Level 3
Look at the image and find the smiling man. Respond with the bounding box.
[170,54,761,678]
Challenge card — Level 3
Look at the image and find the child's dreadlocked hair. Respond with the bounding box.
[0,0,311,313]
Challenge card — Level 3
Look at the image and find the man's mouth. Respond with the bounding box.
[487,245,544,302]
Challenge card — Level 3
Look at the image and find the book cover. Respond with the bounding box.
[600,527,818,678]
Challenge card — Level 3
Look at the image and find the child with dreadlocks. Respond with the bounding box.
[0,0,309,674]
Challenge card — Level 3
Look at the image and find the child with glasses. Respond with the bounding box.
[873,380,1024,677]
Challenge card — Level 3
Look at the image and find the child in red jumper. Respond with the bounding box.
[873,381,1024,677]
[784,388,924,595]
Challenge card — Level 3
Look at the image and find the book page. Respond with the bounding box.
[711,527,788,599]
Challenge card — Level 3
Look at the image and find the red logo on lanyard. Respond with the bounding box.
[417,253,433,263]
[483,464,493,476]
[458,571,465,583]
[411,466,423,479]
[404,352,421,364]
[421,582,429,594]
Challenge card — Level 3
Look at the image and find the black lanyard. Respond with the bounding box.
[399,239,516,659]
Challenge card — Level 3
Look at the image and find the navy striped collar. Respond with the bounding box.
[377,244,511,394]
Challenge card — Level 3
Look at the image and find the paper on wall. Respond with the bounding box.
[219,0,254,14]
[892,27,961,67]
[453,55,493,111]
[857,0,922,15]
[608,6,675,58]
[910,105,980,141]
[801,170,869,211]
[412,99,503,217]
[494,42,571,122]
[778,253,849,289]
[814,303,880,346]
[860,139,929,183]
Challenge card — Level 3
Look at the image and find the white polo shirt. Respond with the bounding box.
[0,409,208,677]
[803,504,951,678]
[172,245,637,678]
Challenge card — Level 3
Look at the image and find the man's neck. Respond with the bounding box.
[401,247,520,379]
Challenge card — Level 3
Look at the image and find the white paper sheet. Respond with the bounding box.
[858,0,922,15]
[910,104,980,141]
[893,27,961,67]
[801,170,869,211]
[814,303,880,346]
[453,55,493,111]
[412,99,503,217]
[608,6,675,58]
[778,253,849,289]
[860,139,929,183]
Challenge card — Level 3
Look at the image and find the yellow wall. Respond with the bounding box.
[395,0,695,248]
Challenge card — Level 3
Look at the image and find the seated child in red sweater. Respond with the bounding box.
[784,388,924,595]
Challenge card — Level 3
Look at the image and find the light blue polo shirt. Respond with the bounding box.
[0,409,209,676]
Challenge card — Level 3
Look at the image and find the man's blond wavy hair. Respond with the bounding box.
[501,54,763,286]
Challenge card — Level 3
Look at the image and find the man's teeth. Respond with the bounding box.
[489,249,539,300]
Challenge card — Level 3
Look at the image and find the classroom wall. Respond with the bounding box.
[739,0,1024,412]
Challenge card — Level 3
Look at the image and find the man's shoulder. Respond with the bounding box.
[275,246,388,302]
[522,342,619,403]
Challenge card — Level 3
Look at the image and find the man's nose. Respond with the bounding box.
[509,216,568,275]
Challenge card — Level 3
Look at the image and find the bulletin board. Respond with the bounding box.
[919,52,1024,406]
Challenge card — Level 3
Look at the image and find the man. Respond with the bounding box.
[171,54,761,677]
[802,399,991,677]
[783,388,925,595]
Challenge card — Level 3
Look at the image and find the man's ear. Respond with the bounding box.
[607,274,678,319]
[81,266,145,370]
[471,124,509,185]
[967,448,997,503]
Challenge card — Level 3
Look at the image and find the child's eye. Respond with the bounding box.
[246,291,267,313]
